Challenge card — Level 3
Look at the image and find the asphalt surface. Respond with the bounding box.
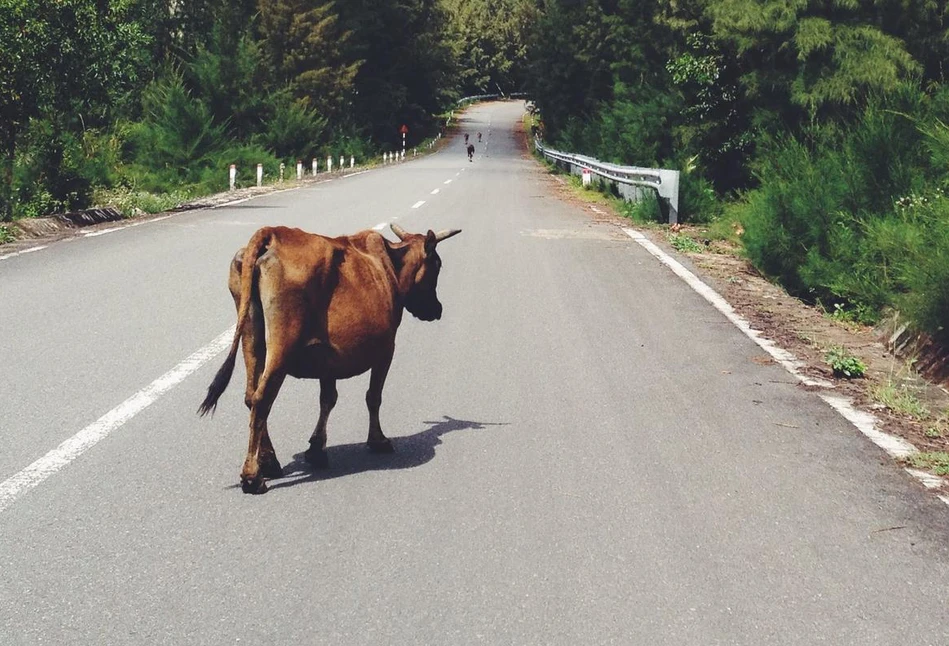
[2,101,949,645]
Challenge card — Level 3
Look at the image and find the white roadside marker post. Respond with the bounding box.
[327,156,332,173]
[256,163,263,187]
[350,155,354,169]
[279,162,285,182]
[296,160,303,180]
[229,164,236,191]
[312,158,318,175]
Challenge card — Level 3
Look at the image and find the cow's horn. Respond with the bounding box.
[390,223,409,240]
[434,229,462,243]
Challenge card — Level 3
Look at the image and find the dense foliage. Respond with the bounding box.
[4,0,949,340]
[523,0,949,342]
[1,0,471,218]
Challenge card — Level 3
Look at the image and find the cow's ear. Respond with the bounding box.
[425,229,437,254]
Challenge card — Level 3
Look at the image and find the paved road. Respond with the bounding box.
[2,102,949,645]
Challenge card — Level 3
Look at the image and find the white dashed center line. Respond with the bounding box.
[372,222,387,230]
[412,200,425,209]
[430,189,440,195]
[444,179,452,185]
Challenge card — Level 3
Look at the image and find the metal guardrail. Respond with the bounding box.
[457,92,529,105]
[534,139,680,224]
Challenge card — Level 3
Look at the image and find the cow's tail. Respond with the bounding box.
[198,227,274,417]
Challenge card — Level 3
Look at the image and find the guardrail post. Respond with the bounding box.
[657,169,680,225]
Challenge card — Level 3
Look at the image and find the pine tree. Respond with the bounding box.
[257,0,361,120]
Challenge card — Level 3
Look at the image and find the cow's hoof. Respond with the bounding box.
[367,438,394,454]
[304,447,329,469]
[241,477,268,495]
[259,457,283,480]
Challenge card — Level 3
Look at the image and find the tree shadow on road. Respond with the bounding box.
[265,415,508,490]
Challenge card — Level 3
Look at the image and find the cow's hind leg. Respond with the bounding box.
[305,378,337,468]
[366,349,395,453]
[242,366,287,494]
[239,291,282,482]
[240,262,301,494]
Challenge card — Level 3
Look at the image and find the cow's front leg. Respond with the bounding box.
[366,351,394,453]
[305,378,337,468]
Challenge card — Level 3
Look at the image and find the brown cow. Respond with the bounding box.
[198,223,462,494]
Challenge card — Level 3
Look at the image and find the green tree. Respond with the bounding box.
[339,0,458,145]
[443,0,534,96]
[0,0,148,219]
[258,0,361,120]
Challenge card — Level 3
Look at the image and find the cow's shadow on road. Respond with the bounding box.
[266,415,507,490]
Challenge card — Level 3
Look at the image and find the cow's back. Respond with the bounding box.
[256,227,400,379]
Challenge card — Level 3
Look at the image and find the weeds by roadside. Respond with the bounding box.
[825,345,868,378]
[669,233,704,253]
[905,452,949,475]
[93,188,194,218]
[873,379,930,419]
[0,224,14,245]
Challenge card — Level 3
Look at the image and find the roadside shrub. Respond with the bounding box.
[13,120,95,217]
[194,144,280,192]
[868,193,949,342]
[324,126,377,165]
[740,131,854,298]
[257,92,327,160]
[618,192,662,223]
[678,170,721,224]
[124,73,229,188]
[741,89,934,318]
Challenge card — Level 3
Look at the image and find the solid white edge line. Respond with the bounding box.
[0,327,235,514]
[84,226,124,237]
[411,200,425,209]
[622,227,949,507]
[624,229,832,389]
[0,245,48,261]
